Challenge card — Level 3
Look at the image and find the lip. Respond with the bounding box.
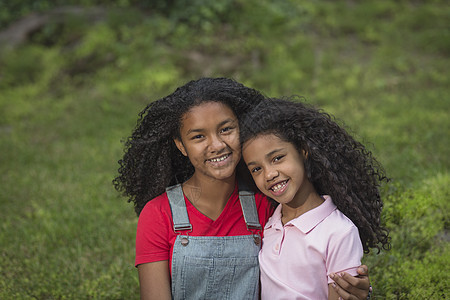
[206,153,232,167]
[268,179,289,197]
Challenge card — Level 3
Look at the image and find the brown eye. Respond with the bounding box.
[273,155,285,162]
[251,166,261,173]
[220,126,233,134]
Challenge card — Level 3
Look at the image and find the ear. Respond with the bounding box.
[174,138,188,156]
[302,149,308,159]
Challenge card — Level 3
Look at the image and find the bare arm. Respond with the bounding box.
[138,260,171,300]
[329,265,370,300]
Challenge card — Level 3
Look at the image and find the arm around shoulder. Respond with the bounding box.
[329,266,370,300]
[138,260,171,300]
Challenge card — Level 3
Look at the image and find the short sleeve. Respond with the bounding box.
[135,196,172,267]
[326,225,363,283]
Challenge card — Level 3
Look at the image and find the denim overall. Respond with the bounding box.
[166,183,262,300]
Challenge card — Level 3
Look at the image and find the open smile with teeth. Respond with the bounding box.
[208,154,230,162]
[270,180,288,192]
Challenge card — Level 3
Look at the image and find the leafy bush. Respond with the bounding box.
[365,174,449,298]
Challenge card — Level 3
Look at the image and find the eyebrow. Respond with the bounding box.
[246,148,285,166]
[186,118,236,136]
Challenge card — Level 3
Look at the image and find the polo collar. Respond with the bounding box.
[264,196,337,234]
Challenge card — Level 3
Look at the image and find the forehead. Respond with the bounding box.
[180,101,237,129]
[243,134,287,154]
[245,134,285,147]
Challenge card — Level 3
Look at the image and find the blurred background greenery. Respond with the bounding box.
[0,0,448,299]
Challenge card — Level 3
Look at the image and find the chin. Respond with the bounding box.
[214,171,235,180]
[213,167,236,180]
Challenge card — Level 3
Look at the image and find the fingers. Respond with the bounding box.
[330,272,362,290]
[329,272,369,300]
[330,275,357,300]
[342,271,370,290]
[357,264,369,276]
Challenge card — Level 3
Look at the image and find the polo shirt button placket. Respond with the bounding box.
[273,227,284,255]
[273,242,280,255]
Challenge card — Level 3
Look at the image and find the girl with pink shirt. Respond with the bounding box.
[240,98,390,300]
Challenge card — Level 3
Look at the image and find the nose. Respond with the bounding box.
[265,166,279,182]
[208,134,226,152]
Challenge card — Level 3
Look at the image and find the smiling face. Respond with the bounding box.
[243,133,314,207]
[174,101,241,182]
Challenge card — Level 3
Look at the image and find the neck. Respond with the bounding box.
[281,183,323,225]
[182,172,236,220]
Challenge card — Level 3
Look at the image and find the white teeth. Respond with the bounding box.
[271,181,287,192]
[209,154,229,162]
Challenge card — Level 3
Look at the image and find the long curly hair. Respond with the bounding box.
[240,97,390,253]
[113,78,266,216]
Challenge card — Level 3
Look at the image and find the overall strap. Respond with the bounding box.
[238,182,262,231]
[166,184,192,232]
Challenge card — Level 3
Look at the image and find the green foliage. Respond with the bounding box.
[364,174,449,298]
[0,0,448,298]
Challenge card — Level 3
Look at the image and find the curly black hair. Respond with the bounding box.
[239,97,390,253]
[113,77,266,216]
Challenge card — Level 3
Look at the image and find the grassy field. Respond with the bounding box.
[0,1,448,298]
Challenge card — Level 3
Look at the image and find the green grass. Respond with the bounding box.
[0,1,448,298]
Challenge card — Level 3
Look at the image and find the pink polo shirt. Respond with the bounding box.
[259,196,363,300]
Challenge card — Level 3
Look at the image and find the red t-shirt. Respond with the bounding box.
[135,184,274,269]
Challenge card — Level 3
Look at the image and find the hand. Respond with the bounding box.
[329,265,370,300]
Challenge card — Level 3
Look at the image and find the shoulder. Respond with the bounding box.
[138,192,172,224]
[136,191,173,243]
[317,197,357,235]
[327,209,357,231]
[135,192,175,266]
[142,191,170,210]
[324,210,363,272]
[321,209,361,249]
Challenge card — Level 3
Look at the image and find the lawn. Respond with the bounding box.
[0,1,448,298]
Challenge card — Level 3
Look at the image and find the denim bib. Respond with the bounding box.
[167,183,262,300]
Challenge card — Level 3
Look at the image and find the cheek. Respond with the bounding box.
[226,133,242,154]
[184,143,205,160]
[229,133,241,148]
[290,164,306,181]
[251,174,265,190]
